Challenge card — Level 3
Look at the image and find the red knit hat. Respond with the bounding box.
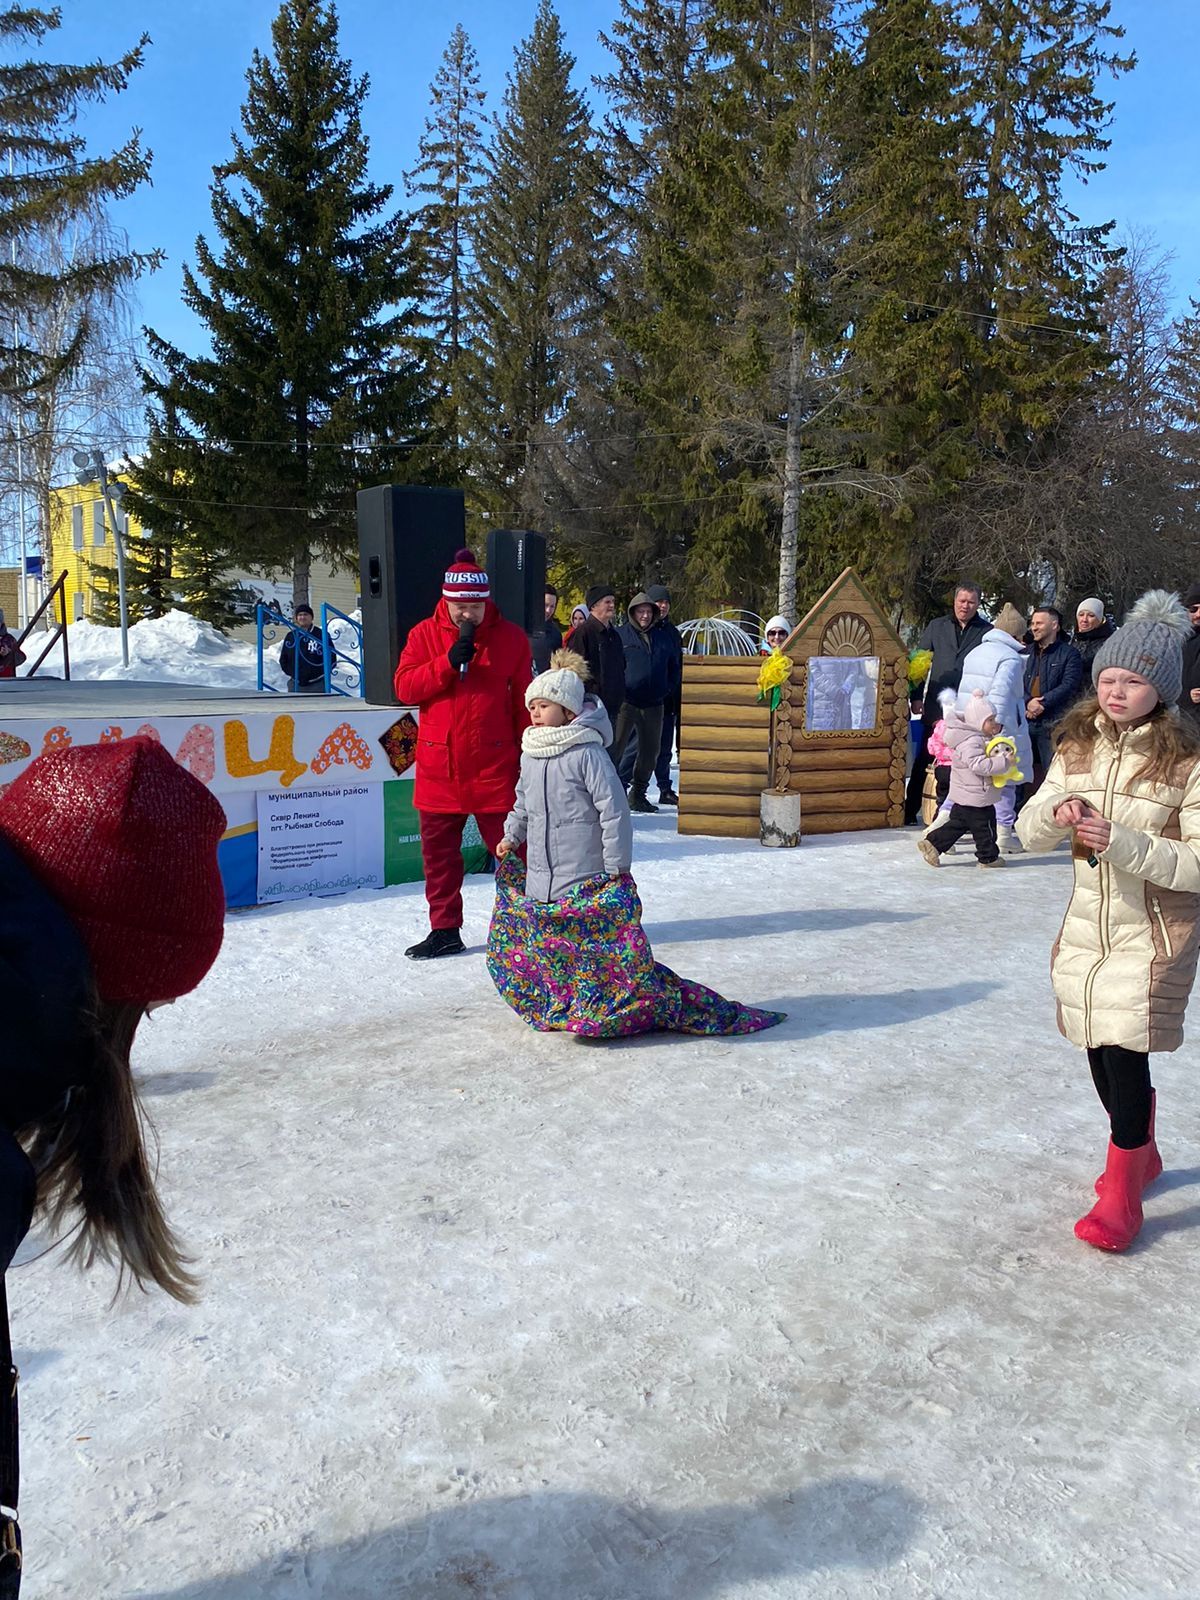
[0,737,227,1004]
[442,546,490,601]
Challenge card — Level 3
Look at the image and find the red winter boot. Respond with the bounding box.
[1096,1090,1162,1194]
[1075,1141,1155,1252]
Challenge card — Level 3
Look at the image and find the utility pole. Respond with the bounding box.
[73,449,130,668]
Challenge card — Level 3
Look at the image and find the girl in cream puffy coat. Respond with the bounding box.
[1017,592,1200,1253]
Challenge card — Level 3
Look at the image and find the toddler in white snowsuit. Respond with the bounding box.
[918,690,1013,868]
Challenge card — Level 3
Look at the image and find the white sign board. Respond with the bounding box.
[256,784,383,902]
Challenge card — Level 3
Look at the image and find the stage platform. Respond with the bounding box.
[0,678,474,908]
[0,677,369,717]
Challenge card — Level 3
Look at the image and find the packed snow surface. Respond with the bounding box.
[45,609,361,693]
[13,820,1200,1598]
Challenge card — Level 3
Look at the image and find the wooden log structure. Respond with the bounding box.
[676,573,910,837]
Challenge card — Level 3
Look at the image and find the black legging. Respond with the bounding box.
[1087,1046,1153,1149]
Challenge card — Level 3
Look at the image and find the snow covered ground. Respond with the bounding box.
[13,819,1200,1599]
[39,609,361,694]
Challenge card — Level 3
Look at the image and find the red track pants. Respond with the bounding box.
[419,809,508,930]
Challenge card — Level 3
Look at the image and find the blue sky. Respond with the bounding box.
[38,0,1200,359]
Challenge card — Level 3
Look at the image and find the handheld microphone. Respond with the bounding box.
[458,618,476,678]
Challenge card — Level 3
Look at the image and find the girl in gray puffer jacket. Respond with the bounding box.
[497,651,632,900]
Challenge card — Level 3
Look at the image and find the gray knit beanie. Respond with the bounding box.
[1091,590,1191,705]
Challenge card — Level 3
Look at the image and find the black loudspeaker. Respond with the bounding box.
[486,528,547,636]
[357,485,466,704]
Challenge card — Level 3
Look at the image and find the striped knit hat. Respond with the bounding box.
[442,547,490,601]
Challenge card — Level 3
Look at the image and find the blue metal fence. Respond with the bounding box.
[256,602,364,697]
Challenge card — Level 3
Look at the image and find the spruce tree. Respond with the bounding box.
[405,24,486,454]
[461,0,605,530]
[0,6,157,397]
[126,0,437,609]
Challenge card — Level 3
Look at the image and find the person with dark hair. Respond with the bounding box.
[278,604,326,691]
[1180,582,1200,734]
[395,548,532,960]
[573,584,626,731]
[903,584,990,824]
[531,585,563,675]
[0,737,227,1573]
[1024,605,1083,789]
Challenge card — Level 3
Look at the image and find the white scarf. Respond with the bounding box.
[521,721,604,759]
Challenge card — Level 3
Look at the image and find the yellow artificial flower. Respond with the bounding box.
[907,648,933,687]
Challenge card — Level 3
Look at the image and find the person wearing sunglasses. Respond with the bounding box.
[761,615,791,655]
[1181,582,1200,734]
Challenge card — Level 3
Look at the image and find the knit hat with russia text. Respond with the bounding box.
[443,547,490,601]
[0,737,227,1004]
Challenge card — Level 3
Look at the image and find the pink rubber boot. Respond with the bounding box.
[1096,1090,1162,1194]
[1075,1141,1154,1252]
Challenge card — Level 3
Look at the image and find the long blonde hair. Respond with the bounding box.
[22,999,197,1303]
[1055,694,1200,788]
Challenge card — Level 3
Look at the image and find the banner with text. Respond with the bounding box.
[256,784,384,902]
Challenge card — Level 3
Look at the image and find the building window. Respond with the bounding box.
[73,592,85,621]
[71,503,84,550]
[92,499,106,545]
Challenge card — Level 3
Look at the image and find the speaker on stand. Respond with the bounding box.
[357,485,466,704]
[486,528,547,637]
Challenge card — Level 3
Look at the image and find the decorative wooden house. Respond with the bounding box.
[678,568,909,838]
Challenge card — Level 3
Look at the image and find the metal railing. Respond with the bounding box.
[320,602,363,697]
[13,569,70,679]
[255,602,363,697]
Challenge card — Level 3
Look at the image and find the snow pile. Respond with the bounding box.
[56,610,288,691]
[14,820,1200,1598]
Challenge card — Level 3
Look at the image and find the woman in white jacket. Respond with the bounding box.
[957,604,1030,852]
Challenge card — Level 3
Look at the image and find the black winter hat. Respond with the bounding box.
[585,583,615,610]
[1183,582,1200,609]
[645,584,670,604]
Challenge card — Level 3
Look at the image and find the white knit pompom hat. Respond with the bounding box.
[526,648,589,715]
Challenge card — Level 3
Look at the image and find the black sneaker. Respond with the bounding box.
[630,792,659,814]
[657,788,679,806]
[405,927,465,960]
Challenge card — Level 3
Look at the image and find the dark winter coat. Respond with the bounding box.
[1023,636,1084,724]
[574,613,626,724]
[915,612,991,724]
[1072,621,1115,671]
[617,594,680,709]
[394,599,532,814]
[531,617,563,676]
[279,624,325,687]
[0,837,94,1272]
[1181,627,1200,734]
[0,629,26,680]
[654,616,685,717]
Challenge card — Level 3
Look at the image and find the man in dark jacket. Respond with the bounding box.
[646,584,683,805]
[904,583,991,824]
[574,583,626,731]
[0,609,25,679]
[1180,583,1200,734]
[612,592,679,813]
[1024,605,1084,788]
[531,585,563,675]
[1072,597,1115,670]
[279,604,326,691]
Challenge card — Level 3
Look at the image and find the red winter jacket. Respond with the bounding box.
[394,599,532,814]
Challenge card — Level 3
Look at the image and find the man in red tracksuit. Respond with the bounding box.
[395,547,532,959]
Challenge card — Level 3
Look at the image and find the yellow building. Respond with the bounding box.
[47,473,131,622]
[47,476,361,637]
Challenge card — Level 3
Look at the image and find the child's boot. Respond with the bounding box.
[1075,1140,1155,1251]
[1096,1089,1162,1194]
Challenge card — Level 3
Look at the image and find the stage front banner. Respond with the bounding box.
[257,784,384,903]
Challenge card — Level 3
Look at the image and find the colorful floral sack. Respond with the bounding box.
[486,857,785,1038]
